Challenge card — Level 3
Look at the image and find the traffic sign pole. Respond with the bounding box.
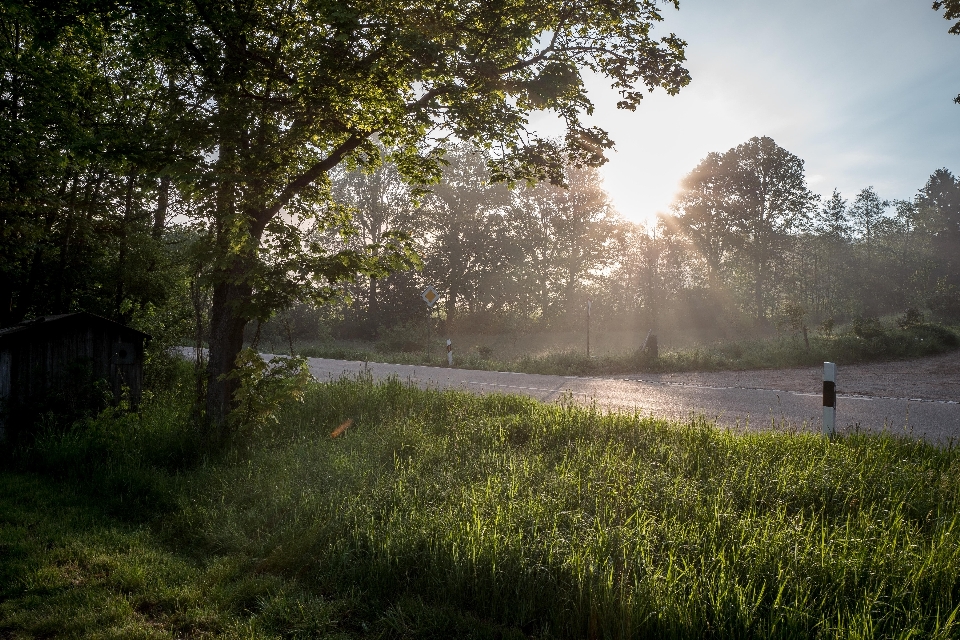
[587,300,591,358]
[422,286,439,359]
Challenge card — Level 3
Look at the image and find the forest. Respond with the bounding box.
[305,138,960,349]
[1,0,958,409]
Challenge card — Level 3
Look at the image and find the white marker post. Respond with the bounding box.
[586,300,592,358]
[823,362,837,437]
[446,339,453,367]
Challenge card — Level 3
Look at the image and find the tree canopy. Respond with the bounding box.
[670,136,814,321]
[934,0,960,103]
[0,0,691,428]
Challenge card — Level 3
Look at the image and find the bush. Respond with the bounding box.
[474,345,494,359]
[897,307,925,329]
[852,315,885,340]
[909,322,960,348]
[928,277,960,321]
[376,321,428,353]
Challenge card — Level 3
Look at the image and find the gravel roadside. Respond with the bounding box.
[623,349,960,402]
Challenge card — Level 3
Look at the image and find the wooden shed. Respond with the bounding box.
[0,312,150,442]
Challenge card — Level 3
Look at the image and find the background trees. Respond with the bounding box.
[294,136,960,355]
[0,1,193,355]
[0,0,691,427]
[313,145,627,336]
[642,141,958,341]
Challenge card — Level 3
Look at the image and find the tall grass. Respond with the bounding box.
[165,376,960,637]
[7,369,958,637]
[298,322,960,377]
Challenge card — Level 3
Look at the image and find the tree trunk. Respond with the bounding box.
[205,278,252,435]
[755,256,764,323]
[446,284,458,333]
[115,173,136,321]
[369,275,379,324]
[0,282,12,328]
[153,175,170,240]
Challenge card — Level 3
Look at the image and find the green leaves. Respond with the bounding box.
[933,0,960,35]
[224,348,311,444]
[933,0,960,102]
[3,0,693,424]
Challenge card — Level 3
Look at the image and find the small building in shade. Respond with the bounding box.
[0,312,150,442]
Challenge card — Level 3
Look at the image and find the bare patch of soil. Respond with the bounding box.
[627,349,960,402]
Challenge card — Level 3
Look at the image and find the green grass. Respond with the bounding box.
[297,322,960,377]
[3,372,960,638]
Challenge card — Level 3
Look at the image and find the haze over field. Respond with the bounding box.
[530,0,960,225]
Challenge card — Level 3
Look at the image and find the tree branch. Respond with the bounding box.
[252,134,366,236]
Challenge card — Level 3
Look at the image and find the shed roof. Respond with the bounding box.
[0,312,151,346]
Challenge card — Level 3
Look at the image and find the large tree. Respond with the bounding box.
[121,0,691,428]
[847,186,891,313]
[670,137,814,322]
[670,151,737,291]
[916,168,960,285]
[421,145,513,330]
[810,189,852,317]
[848,187,888,259]
[725,136,814,322]
[511,163,621,320]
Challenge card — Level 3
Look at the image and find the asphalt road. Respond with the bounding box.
[304,357,960,444]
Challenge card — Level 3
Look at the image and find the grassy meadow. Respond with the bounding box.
[293,320,960,377]
[3,367,960,638]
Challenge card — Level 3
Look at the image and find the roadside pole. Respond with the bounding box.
[447,339,453,367]
[823,362,837,437]
[587,300,592,358]
[422,285,439,359]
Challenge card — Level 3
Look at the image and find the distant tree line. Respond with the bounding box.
[314,144,620,337]
[305,137,960,343]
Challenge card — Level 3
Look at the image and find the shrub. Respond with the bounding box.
[223,349,311,446]
[474,345,494,359]
[819,317,835,337]
[376,321,428,353]
[852,315,885,340]
[897,307,925,329]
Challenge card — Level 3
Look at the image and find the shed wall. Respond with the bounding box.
[1,321,145,443]
[0,349,10,440]
[0,349,10,402]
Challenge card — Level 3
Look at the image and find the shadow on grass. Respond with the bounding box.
[3,371,960,638]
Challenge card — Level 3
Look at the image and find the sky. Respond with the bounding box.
[531,0,960,226]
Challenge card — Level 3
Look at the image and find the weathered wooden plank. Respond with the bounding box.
[0,312,150,442]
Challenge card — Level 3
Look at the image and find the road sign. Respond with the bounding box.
[422,285,439,307]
